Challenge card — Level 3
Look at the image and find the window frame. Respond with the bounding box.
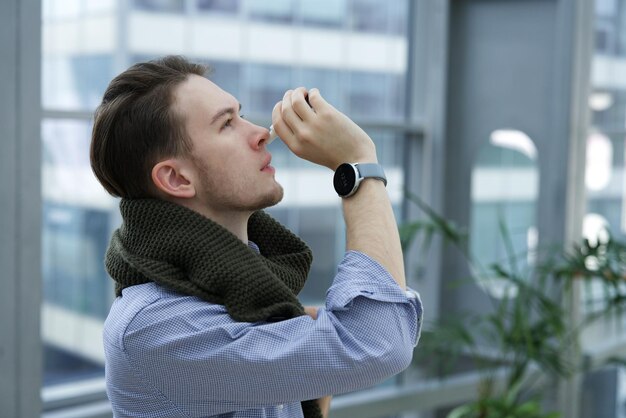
[0,0,43,417]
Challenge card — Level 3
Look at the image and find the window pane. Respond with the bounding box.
[299,0,346,29]
[347,71,406,120]
[245,63,293,114]
[245,0,294,24]
[197,0,240,14]
[470,131,539,298]
[587,1,626,255]
[348,0,409,35]
[42,118,118,385]
[133,0,185,13]
[44,55,114,111]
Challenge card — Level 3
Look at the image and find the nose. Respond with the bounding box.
[250,124,271,150]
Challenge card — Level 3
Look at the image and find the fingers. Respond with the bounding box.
[272,101,295,143]
[280,89,305,131]
[291,87,315,121]
[307,88,331,114]
[279,87,315,129]
[272,88,314,150]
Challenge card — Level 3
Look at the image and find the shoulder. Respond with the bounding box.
[104,282,232,350]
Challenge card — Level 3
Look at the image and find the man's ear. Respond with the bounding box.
[151,159,196,199]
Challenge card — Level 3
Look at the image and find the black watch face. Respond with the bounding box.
[334,164,357,196]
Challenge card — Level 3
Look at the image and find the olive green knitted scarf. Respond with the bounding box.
[105,198,322,418]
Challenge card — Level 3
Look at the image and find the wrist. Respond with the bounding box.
[332,155,377,170]
[336,140,377,168]
[333,162,386,198]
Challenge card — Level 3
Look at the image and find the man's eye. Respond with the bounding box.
[222,114,244,129]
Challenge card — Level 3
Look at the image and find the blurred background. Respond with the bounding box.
[3,0,626,417]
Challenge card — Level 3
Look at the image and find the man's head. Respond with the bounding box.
[91,55,282,216]
[91,55,203,198]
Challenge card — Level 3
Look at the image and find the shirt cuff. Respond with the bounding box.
[326,251,413,307]
[404,287,423,347]
[325,251,423,347]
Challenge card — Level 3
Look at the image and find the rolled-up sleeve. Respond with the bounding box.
[326,250,423,347]
[120,251,423,416]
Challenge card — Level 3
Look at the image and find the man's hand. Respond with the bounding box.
[271,87,377,170]
[303,305,319,320]
[276,88,406,289]
[304,305,332,417]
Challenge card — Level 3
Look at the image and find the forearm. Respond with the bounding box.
[271,87,406,289]
[343,179,406,289]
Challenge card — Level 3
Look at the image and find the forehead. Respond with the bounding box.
[173,74,237,114]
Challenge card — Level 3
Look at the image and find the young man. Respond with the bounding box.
[91,56,422,418]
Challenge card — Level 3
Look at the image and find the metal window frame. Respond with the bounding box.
[0,0,42,417]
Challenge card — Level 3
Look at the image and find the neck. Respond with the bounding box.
[176,199,251,243]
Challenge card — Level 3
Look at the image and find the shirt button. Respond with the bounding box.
[278,404,284,410]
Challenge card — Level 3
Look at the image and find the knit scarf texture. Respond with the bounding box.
[106,198,322,418]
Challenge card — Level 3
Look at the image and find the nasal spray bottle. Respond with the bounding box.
[267,92,312,145]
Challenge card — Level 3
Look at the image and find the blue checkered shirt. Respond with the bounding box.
[104,249,423,417]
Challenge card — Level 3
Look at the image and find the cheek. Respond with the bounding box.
[198,142,239,170]
[199,146,251,186]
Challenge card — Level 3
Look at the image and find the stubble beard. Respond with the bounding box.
[196,158,284,212]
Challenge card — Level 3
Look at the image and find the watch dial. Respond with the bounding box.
[333,163,356,196]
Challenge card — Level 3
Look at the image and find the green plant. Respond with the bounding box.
[401,191,626,417]
[448,381,559,418]
[553,234,626,317]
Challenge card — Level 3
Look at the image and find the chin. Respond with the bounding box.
[262,187,284,209]
[247,185,284,211]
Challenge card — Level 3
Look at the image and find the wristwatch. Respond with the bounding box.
[333,163,387,197]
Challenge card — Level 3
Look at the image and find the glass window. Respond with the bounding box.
[296,207,343,303]
[470,130,539,298]
[133,0,185,13]
[299,0,346,29]
[42,118,118,385]
[589,0,626,240]
[585,131,625,235]
[245,63,293,114]
[348,0,388,34]
[298,67,345,113]
[388,0,409,36]
[245,0,295,24]
[43,0,82,20]
[43,55,114,111]
[197,0,240,14]
[347,71,406,120]
[207,60,242,100]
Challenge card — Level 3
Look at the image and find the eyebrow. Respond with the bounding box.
[210,103,242,125]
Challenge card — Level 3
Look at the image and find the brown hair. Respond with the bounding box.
[90,55,208,198]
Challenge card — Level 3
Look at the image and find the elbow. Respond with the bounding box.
[378,335,415,376]
[377,306,421,375]
[351,332,414,386]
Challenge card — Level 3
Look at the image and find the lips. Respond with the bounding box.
[261,154,272,171]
